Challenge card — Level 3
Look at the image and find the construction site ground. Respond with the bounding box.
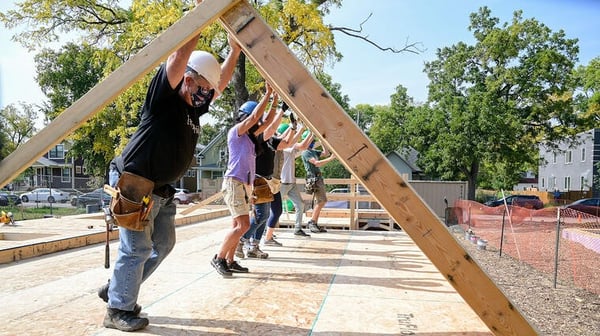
[0,206,493,335]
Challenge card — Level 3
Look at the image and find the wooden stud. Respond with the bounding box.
[0,0,537,334]
[219,2,537,335]
[0,0,241,188]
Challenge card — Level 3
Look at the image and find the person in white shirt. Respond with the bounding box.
[279,123,314,236]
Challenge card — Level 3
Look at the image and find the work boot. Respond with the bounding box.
[228,260,249,273]
[103,308,149,332]
[98,281,142,316]
[308,220,327,233]
[211,255,233,277]
[294,228,310,237]
[245,245,269,259]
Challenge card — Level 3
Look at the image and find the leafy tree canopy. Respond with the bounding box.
[395,7,581,199]
[0,103,37,159]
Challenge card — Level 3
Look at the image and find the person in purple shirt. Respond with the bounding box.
[211,84,279,277]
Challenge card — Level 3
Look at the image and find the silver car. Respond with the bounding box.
[20,188,69,203]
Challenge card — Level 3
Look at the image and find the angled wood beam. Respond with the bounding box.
[219,2,538,335]
[0,0,241,188]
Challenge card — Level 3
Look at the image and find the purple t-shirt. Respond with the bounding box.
[224,124,256,184]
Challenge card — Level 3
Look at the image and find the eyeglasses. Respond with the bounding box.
[193,78,212,96]
[188,71,212,96]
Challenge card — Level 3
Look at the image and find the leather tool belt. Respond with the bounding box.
[104,172,154,231]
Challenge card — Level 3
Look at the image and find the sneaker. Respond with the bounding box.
[294,229,310,237]
[211,255,233,277]
[308,220,327,233]
[264,238,283,247]
[103,308,149,332]
[98,281,142,316]
[228,260,249,273]
[245,245,269,259]
[235,241,245,258]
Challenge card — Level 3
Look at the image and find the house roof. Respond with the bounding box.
[387,148,422,173]
[31,157,66,168]
[198,130,226,156]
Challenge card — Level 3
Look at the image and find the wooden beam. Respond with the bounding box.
[219,2,537,335]
[0,0,241,188]
[180,190,224,216]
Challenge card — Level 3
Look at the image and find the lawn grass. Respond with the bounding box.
[1,205,86,221]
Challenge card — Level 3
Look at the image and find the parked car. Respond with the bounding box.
[173,188,192,205]
[564,198,600,217]
[484,195,543,209]
[0,192,22,206]
[71,188,112,207]
[20,188,69,203]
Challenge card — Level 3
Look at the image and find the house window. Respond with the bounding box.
[564,176,571,190]
[211,171,223,179]
[552,176,557,189]
[62,168,71,183]
[75,166,81,174]
[541,177,545,189]
[48,144,65,159]
[580,176,586,190]
[185,170,196,177]
[552,153,557,164]
[565,150,572,164]
[581,148,586,162]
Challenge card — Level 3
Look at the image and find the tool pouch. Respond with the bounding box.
[304,177,318,195]
[110,172,155,231]
[252,176,274,204]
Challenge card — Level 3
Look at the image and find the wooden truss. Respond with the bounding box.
[0,1,537,334]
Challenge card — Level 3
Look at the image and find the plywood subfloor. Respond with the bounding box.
[0,215,492,335]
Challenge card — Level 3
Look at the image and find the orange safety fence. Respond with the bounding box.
[452,200,600,296]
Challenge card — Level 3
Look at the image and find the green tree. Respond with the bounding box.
[368,85,413,155]
[399,7,580,200]
[0,103,38,159]
[1,0,414,177]
[574,56,600,127]
[35,43,120,176]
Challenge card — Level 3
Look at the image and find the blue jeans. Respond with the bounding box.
[243,201,270,243]
[266,192,282,229]
[107,168,176,311]
[280,183,304,230]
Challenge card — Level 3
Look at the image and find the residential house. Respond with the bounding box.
[176,131,228,197]
[385,148,425,180]
[538,128,597,196]
[513,171,539,191]
[27,143,91,191]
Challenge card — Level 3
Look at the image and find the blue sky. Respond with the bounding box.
[324,0,600,106]
[1,1,599,114]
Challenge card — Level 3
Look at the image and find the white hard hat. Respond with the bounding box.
[187,50,221,95]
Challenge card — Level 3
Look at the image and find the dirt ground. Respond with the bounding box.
[453,228,600,336]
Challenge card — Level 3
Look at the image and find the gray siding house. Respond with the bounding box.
[538,128,599,196]
[385,148,425,180]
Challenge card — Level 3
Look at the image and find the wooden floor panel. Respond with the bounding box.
[0,215,492,335]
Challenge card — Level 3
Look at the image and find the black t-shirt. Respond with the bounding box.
[119,64,212,187]
[255,135,282,177]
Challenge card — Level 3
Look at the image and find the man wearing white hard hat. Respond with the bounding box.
[98,7,242,332]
